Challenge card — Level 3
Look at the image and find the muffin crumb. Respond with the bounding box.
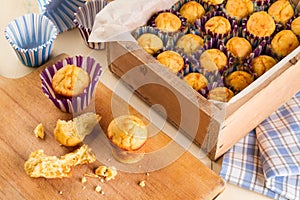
[139,180,146,187]
[34,123,44,139]
[95,185,102,193]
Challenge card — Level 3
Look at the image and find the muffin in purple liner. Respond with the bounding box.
[287,13,300,39]
[170,33,205,55]
[267,0,295,26]
[40,55,102,113]
[194,11,238,41]
[74,0,109,50]
[171,0,206,24]
[4,13,57,67]
[132,26,167,55]
[147,10,188,36]
[221,0,254,25]
[199,0,224,12]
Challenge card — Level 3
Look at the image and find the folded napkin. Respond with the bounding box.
[220,91,300,200]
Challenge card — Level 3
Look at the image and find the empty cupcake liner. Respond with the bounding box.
[38,0,86,33]
[74,0,109,50]
[4,13,57,67]
[40,55,102,113]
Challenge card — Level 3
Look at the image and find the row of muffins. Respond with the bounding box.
[132,0,300,103]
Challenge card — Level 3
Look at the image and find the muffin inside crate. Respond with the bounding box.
[108,0,300,160]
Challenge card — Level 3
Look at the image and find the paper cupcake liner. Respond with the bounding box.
[4,13,57,67]
[147,9,188,37]
[191,37,235,74]
[74,0,109,50]
[40,55,102,113]
[194,11,238,41]
[198,0,224,12]
[38,0,86,33]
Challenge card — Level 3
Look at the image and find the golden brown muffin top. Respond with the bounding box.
[291,16,300,36]
[180,1,205,23]
[137,33,163,55]
[202,0,224,5]
[271,30,299,57]
[155,12,182,32]
[183,72,208,91]
[52,64,90,97]
[207,87,234,102]
[225,70,254,92]
[226,37,252,59]
[268,0,294,25]
[175,33,204,55]
[246,11,275,37]
[252,55,277,77]
[205,16,231,34]
[200,49,228,71]
[107,115,148,151]
[225,0,253,19]
[157,50,185,73]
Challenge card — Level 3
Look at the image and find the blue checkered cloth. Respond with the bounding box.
[220,91,300,200]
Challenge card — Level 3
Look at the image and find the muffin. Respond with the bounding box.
[271,30,299,57]
[291,16,300,36]
[205,16,231,35]
[226,37,252,60]
[179,1,205,24]
[225,70,254,92]
[251,55,277,77]
[246,11,275,37]
[52,64,90,97]
[107,115,148,164]
[137,33,164,55]
[225,0,253,19]
[157,50,185,73]
[183,72,208,91]
[268,0,294,25]
[202,0,224,5]
[199,49,228,71]
[175,33,204,55]
[154,12,182,32]
[207,87,234,102]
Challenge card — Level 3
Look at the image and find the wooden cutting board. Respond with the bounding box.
[0,54,225,200]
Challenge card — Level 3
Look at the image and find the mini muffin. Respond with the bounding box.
[225,0,253,19]
[207,87,234,102]
[251,55,277,77]
[226,37,252,60]
[202,0,224,5]
[199,49,228,71]
[157,50,185,73]
[175,33,204,55]
[268,0,294,25]
[205,16,231,35]
[154,12,182,32]
[183,72,208,91]
[52,64,90,97]
[271,30,299,57]
[246,11,275,37]
[291,16,300,36]
[225,70,254,92]
[107,115,148,163]
[137,33,164,55]
[179,1,205,24]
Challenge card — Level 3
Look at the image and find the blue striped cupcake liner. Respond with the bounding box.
[40,55,102,113]
[4,13,57,67]
[74,0,109,50]
[38,0,86,33]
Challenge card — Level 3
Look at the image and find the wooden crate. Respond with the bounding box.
[107,41,300,160]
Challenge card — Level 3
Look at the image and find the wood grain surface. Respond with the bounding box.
[0,54,225,200]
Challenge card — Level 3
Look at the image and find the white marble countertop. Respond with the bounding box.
[0,1,271,199]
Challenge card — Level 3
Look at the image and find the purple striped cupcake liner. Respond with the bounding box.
[198,0,224,12]
[74,0,109,50]
[38,0,86,33]
[4,13,57,67]
[40,55,102,113]
[194,11,238,41]
[147,9,188,37]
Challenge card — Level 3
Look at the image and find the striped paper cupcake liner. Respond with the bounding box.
[38,0,86,33]
[74,0,109,50]
[40,55,102,113]
[4,13,57,67]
